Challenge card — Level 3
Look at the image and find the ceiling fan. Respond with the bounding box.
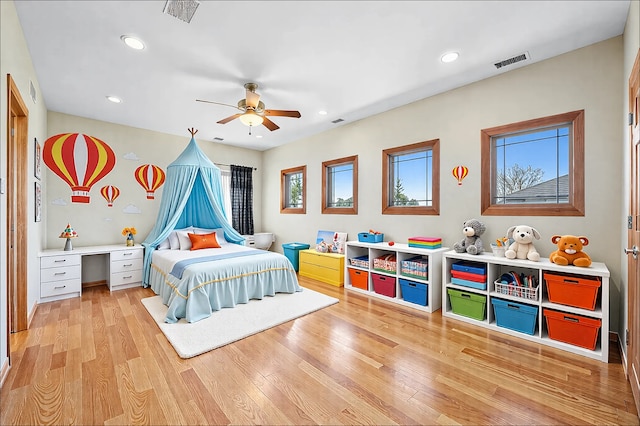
[196,83,301,134]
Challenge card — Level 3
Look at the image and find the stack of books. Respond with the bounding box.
[408,236,442,249]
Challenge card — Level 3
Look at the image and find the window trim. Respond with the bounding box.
[480,110,585,216]
[382,139,440,215]
[280,165,306,214]
[322,155,358,215]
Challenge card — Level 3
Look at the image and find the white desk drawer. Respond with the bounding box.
[41,254,81,269]
[41,278,81,298]
[110,269,142,287]
[110,258,142,274]
[41,265,81,283]
[111,249,143,262]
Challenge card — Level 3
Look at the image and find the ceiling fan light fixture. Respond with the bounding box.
[239,110,264,127]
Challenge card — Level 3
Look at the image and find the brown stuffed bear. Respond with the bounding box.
[549,235,592,267]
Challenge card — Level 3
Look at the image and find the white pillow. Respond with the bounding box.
[177,230,193,250]
[168,231,180,250]
[157,237,170,250]
[194,227,229,244]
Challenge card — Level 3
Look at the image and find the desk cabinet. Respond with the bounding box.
[39,245,144,302]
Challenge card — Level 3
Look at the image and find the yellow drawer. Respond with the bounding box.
[299,249,344,286]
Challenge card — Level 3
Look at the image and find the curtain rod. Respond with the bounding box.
[214,162,257,171]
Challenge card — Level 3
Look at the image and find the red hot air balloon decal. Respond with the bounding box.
[42,133,116,203]
[135,164,165,199]
[452,165,468,186]
[100,185,120,207]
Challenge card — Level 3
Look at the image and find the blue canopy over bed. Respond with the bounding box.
[141,133,244,286]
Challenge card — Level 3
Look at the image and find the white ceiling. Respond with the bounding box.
[14,1,630,151]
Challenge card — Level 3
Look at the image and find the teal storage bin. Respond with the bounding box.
[282,242,310,271]
[491,298,538,335]
[399,278,428,306]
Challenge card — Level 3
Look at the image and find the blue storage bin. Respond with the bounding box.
[451,261,487,275]
[399,278,428,306]
[491,298,538,335]
[451,277,487,290]
[358,232,384,243]
[282,242,310,271]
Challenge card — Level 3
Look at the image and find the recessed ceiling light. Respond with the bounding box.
[121,35,145,50]
[106,96,122,103]
[318,110,328,115]
[441,52,459,63]
[256,135,263,139]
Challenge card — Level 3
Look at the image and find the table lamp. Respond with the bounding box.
[59,223,78,251]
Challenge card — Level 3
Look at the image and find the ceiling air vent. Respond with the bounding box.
[163,0,200,24]
[494,51,530,70]
[331,118,344,124]
[213,137,224,141]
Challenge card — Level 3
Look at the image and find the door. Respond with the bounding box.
[627,49,640,413]
[6,75,29,337]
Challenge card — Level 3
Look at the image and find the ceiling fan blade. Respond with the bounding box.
[262,117,280,131]
[264,109,301,118]
[245,89,260,109]
[217,113,241,124]
[196,99,241,110]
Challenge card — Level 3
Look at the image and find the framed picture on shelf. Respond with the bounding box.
[34,181,41,222]
[34,138,42,180]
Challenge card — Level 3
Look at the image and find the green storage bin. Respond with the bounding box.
[447,288,486,320]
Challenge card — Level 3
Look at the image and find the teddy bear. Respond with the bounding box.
[453,219,486,255]
[549,235,592,267]
[504,225,541,261]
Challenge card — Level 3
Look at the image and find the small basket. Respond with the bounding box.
[349,255,369,268]
[373,254,396,272]
[495,280,539,301]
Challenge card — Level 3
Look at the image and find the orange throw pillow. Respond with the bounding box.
[188,232,221,250]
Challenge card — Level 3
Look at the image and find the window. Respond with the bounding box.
[382,139,440,215]
[481,110,584,216]
[322,155,358,214]
[280,165,306,214]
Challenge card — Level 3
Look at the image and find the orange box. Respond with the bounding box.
[544,272,601,310]
[544,309,601,350]
[349,268,368,290]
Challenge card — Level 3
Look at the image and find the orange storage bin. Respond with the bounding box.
[544,272,601,310]
[543,309,601,350]
[349,268,368,290]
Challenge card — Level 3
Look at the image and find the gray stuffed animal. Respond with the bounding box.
[453,219,486,255]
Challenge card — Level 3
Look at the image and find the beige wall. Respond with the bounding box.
[264,37,625,331]
[0,0,48,377]
[45,112,264,249]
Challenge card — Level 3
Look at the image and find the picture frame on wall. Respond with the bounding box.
[34,137,42,180]
[35,181,42,222]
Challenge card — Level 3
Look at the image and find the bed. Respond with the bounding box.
[148,230,302,323]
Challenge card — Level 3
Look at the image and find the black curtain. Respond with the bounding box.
[230,165,254,235]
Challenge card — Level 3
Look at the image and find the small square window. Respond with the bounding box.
[322,155,358,214]
[382,139,440,215]
[281,165,306,214]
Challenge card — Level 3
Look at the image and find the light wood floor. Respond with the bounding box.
[1,276,638,425]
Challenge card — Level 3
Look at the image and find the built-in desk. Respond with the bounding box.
[39,244,143,302]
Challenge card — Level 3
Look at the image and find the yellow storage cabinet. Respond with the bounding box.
[299,249,344,286]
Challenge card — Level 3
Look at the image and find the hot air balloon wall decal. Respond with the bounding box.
[42,133,116,203]
[100,185,120,207]
[452,165,469,186]
[134,164,165,199]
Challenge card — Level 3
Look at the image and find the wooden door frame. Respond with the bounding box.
[7,74,29,339]
[627,49,640,414]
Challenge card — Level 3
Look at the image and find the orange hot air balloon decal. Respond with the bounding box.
[135,164,165,199]
[452,165,468,186]
[42,133,116,203]
[100,185,120,207]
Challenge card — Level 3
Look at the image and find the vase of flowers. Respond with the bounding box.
[122,227,137,247]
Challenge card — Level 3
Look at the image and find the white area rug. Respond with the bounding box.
[141,288,338,358]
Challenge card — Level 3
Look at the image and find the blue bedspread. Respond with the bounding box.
[150,248,302,323]
[170,250,267,279]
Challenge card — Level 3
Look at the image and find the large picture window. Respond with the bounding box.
[280,165,306,214]
[382,139,440,215]
[481,110,584,216]
[322,155,358,214]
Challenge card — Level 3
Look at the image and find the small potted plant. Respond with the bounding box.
[122,227,137,246]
